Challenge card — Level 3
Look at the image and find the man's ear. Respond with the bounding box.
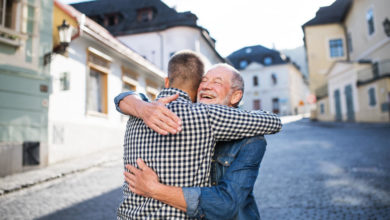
[230,90,243,106]
[164,77,169,88]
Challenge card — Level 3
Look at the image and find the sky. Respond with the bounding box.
[58,0,336,57]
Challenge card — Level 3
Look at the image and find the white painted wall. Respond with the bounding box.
[117,26,223,73]
[48,36,163,164]
[241,63,309,115]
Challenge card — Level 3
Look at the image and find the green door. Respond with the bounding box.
[334,89,342,121]
[344,85,355,122]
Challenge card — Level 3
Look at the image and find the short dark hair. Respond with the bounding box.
[168,50,205,91]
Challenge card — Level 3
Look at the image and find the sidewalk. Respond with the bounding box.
[0,147,122,196]
[0,114,305,196]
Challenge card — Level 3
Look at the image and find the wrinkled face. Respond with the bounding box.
[197,67,234,106]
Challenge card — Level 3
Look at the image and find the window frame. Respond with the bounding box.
[253,75,258,87]
[0,0,36,47]
[253,99,261,110]
[366,7,375,36]
[328,38,344,58]
[86,48,111,116]
[368,86,377,108]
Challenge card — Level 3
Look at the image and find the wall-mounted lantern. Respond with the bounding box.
[44,19,73,65]
[383,18,390,37]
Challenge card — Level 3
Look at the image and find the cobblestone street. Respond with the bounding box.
[0,119,389,219]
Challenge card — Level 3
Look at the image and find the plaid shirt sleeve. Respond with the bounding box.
[207,104,282,141]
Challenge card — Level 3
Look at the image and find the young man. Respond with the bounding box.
[116,51,281,219]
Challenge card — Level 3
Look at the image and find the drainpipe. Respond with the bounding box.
[342,24,350,61]
[157,32,164,72]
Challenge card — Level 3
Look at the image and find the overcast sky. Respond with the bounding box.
[58,0,336,56]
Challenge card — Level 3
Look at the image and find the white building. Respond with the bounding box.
[71,0,225,72]
[48,2,165,164]
[228,45,309,115]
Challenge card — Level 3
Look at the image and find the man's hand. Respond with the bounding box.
[121,93,182,135]
[125,159,160,198]
[125,158,187,212]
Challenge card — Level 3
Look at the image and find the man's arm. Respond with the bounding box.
[114,91,182,135]
[207,105,282,141]
[125,136,266,219]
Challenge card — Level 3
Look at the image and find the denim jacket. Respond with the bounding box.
[114,91,267,220]
[184,136,266,220]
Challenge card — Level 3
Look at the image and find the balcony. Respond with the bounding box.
[357,59,390,85]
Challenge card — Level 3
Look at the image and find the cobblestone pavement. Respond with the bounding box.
[0,119,389,220]
[255,119,390,219]
[0,160,123,220]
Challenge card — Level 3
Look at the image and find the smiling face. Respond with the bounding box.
[197,66,235,106]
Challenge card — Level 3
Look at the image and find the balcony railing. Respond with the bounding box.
[358,59,390,83]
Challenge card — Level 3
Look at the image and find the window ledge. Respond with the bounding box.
[87,110,108,118]
[0,27,25,47]
[0,35,20,47]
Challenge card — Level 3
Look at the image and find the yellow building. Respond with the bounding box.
[303,0,390,122]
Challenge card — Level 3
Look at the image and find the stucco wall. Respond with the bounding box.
[356,78,390,122]
[304,24,346,93]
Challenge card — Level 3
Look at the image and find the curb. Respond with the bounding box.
[0,147,122,196]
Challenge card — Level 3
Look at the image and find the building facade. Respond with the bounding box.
[71,0,225,72]
[0,0,53,177]
[303,0,390,122]
[48,1,165,164]
[228,45,309,115]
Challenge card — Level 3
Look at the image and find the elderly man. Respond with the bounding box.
[115,51,281,219]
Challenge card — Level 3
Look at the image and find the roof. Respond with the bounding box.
[71,0,224,62]
[56,0,165,79]
[71,0,202,36]
[227,45,289,70]
[302,0,352,27]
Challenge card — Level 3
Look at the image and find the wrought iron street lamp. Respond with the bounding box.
[44,19,73,65]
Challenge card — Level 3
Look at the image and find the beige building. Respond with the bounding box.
[303,0,390,122]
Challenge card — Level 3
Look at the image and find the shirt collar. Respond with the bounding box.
[157,88,192,102]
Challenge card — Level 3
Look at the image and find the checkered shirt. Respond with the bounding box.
[117,88,281,219]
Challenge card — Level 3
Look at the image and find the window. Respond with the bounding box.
[253,99,261,110]
[272,98,279,114]
[0,0,17,29]
[329,39,344,58]
[366,8,375,35]
[137,7,155,23]
[253,76,258,86]
[239,60,248,69]
[368,87,376,106]
[122,66,138,92]
[0,1,37,48]
[146,79,159,101]
[245,48,252,53]
[104,13,120,26]
[372,62,379,78]
[320,103,325,114]
[59,72,70,91]
[87,50,111,114]
[264,57,272,65]
[271,73,277,85]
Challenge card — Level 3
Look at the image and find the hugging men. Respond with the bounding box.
[115,50,282,219]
